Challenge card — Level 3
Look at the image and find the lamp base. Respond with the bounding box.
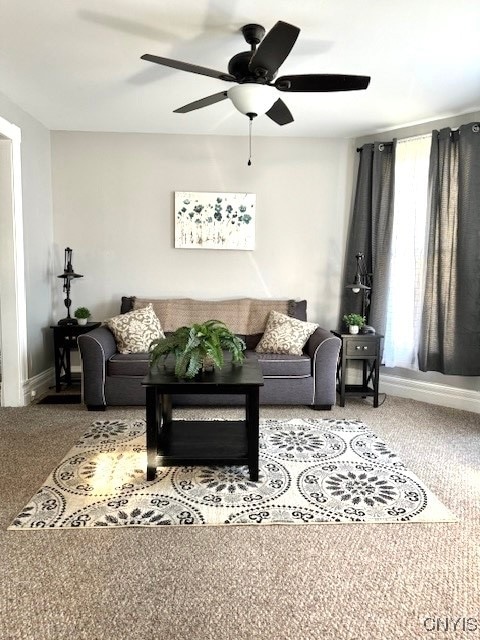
[360,325,376,334]
[58,318,77,326]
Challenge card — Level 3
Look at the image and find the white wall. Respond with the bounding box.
[0,90,54,379]
[355,109,480,395]
[51,131,354,330]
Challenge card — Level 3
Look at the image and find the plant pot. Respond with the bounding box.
[201,356,215,373]
[348,325,359,335]
[77,318,88,326]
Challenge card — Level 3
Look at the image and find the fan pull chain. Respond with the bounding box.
[248,116,253,166]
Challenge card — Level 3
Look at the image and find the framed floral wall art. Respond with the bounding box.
[174,191,256,250]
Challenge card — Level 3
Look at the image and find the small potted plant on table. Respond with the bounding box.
[74,307,91,326]
[343,313,366,335]
[149,319,246,379]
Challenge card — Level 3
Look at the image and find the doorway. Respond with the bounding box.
[0,116,28,406]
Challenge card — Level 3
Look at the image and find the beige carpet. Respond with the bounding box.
[1,397,479,639]
[9,417,455,529]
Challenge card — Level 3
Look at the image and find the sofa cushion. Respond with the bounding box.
[107,303,164,354]
[108,353,151,377]
[120,296,135,314]
[132,297,296,335]
[291,299,307,322]
[244,333,266,351]
[108,350,311,379]
[255,311,318,356]
[249,351,311,378]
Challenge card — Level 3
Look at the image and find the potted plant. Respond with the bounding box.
[74,306,91,326]
[149,319,246,379]
[343,313,366,335]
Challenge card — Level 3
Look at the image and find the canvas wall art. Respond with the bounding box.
[174,191,256,250]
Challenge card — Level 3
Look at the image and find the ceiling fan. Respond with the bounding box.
[141,20,371,126]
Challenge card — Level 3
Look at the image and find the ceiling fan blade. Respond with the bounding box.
[173,91,228,114]
[275,74,371,92]
[265,99,294,126]
[249,21,300,78]
[141,54,236,82]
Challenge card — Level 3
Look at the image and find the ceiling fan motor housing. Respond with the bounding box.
[228,51,272,83]
[228,51,254,82]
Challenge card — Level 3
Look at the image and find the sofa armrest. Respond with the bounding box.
[78,326,117,410]
[306,328,341,408]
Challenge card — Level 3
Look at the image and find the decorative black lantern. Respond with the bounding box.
[345,252,375,333]
[57,247,83,325]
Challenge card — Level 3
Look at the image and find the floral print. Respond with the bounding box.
[175,192,255,250]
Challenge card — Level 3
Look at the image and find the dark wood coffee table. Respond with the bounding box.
[141,359,264,482]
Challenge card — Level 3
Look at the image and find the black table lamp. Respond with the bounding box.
[57,247,83,325]
[345,252,375,333]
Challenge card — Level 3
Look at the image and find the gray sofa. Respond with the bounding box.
[78,297,341,411]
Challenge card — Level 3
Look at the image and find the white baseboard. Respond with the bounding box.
[380,373,480,414]
[23,367,54,405]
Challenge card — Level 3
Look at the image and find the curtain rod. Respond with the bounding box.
[356,124,479,151]
[356,142,394,152]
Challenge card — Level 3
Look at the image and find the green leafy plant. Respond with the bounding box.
[342,313,366,328]
[74,307,91,319]
[149,319,246,379]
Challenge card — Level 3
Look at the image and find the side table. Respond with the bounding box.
[50,322,101,392]
[331,330,383,408]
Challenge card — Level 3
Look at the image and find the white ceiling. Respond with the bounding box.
[1,0,480,138]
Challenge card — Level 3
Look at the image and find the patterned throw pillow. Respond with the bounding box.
[107,304,164,354]
[255,310,318,356]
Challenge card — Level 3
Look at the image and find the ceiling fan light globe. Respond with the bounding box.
[227,84,277,116]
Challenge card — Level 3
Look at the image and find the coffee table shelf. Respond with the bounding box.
[158,419,248,466]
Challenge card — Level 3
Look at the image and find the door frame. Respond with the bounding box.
[0,115,28,406]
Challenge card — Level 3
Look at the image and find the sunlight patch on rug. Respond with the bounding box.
[9,418,456,528]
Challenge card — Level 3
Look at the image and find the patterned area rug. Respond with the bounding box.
[9,419,456,528]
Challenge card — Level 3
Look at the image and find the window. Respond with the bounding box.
[383,134,431,369]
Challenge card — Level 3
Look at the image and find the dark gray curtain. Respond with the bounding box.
[419,123,480,374]
[340,141,396,337]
